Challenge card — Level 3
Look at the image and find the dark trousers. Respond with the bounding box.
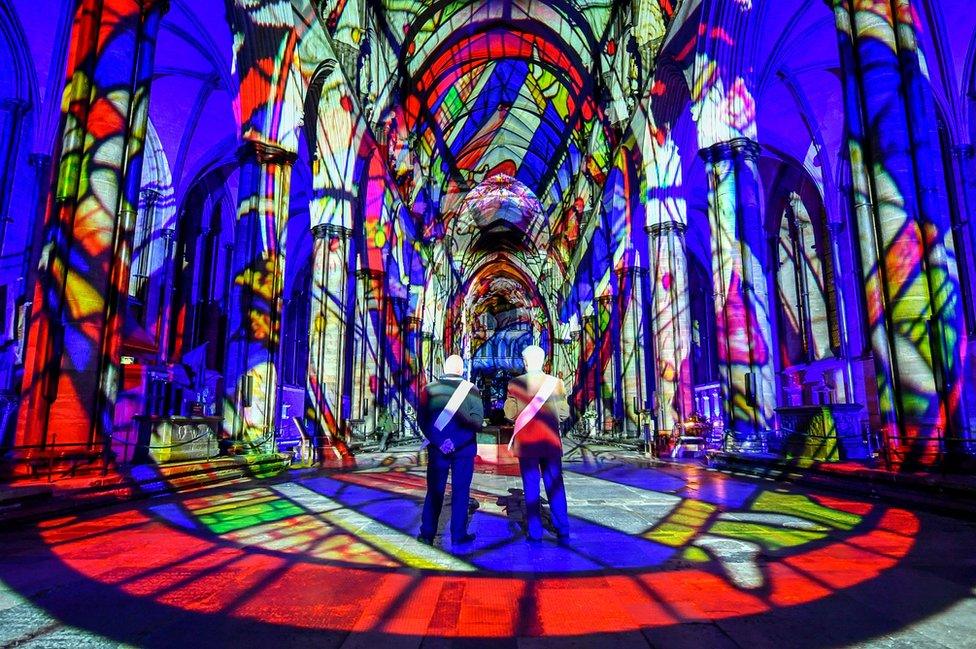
[421,452,474,540]
[519,456,569,538]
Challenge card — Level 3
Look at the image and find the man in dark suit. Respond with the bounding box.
[504,345,570,541]
[418,355,484,545]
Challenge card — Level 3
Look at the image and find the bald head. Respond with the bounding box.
[443,355,464,376]
[522,345,545,372]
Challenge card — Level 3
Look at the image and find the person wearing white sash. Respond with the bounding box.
[504,345,570,541]
[417,355,484,545]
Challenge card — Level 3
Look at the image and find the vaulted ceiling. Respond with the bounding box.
[327,0,680,242]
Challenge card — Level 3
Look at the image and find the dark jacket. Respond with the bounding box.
[504,371,569,458]
[419,374,484,457]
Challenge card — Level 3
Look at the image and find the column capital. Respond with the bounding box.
[597,294,613,306]
[645,221,687,237]
[140,187,163,206]
[312,223,352,239]
[699,138,760,164]
[238,140,298,166]
[405,316,423,329]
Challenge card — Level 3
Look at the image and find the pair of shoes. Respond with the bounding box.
[452,533,476,545]
[526,532,544,543]
[417,534,434,545]
[555,531,571,545]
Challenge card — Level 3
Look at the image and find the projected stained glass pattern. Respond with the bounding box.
[28,461,921,640]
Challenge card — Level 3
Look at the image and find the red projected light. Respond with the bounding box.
[31,463,920,639]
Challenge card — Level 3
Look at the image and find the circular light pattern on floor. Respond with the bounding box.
[26,459,921,638]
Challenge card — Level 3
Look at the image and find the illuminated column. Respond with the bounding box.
[832,0,952,449]
[222,141,295,450]
[14,0,167,470]
[700,139,776,434]
[830,0,900,442]
[306,224,352,462]
[891,0,971,447]
[405,316,424,418]
[351,269,384,434]
[617,266,650,437]
[154,227,176,363]
[580,311,598,419]
[421,332,435,381]
[646,222,693,433]
[387,295,408,434]
[597,294,614,435]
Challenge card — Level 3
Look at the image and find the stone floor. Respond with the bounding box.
[1,451,974,648]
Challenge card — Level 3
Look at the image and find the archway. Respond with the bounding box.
[458,261,552,423]
[428,174,559,420]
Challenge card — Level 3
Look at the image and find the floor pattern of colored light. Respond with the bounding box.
[0,454,940,647]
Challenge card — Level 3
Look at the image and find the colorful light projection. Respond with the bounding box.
[14,0,169,469]
[6,0,683,468]
[832,0,969,466]
[20,460,925,640]
[221,0,433,456]
[14,0,970,475]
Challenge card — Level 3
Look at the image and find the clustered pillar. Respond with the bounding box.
[221,141,295,451]
[351,268,385,439]
[617,266,650,437]
[831,0,970,459]
[13,0,168,473]
[306,224,353,464]
[646,221,693,434]
[700,138,776,435]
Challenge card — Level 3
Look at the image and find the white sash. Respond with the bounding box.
[509,375,558,451]
[433,379,475,433]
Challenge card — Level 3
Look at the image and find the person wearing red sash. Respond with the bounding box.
[417,355,484,545]
[504,345,570,541]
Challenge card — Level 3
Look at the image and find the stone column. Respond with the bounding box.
[578,313,598,434]
[646,221,694,433]
[351,269,384,435]
[221,141,296,450]
[306,224,353,463]
[13,0,168,473]
[405,315,424,421]
[830,0,900,442]
[596,294,615,436]
[892,0,971,449]
[93,0,169,442]
[387,295,408,435]
[155,227,176,363]
[421,331,435,381]
[700,138,776,434]
[831,0,956,454]
[617,265,650,437]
